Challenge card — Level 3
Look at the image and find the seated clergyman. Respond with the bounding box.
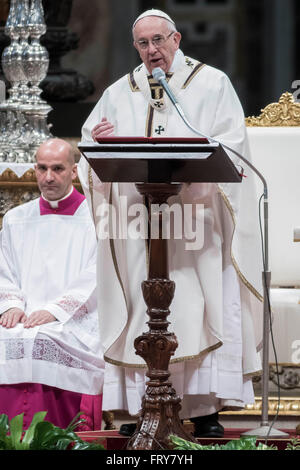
[0,138,104,430]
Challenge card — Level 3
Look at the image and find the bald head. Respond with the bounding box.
[36,138,76,166]
[35,138,77,201]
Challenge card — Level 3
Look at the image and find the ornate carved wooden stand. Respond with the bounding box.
[79,137,242,449]
[127,183,196,450]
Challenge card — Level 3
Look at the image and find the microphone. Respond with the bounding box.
[152,67,186,120]
[152,67,214,144]
[152,67,178,106]
[153,66,274,438]
[151,67,266,190]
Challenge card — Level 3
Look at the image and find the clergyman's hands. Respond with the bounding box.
[91,117,115,141]
[0,307,26,329]
[23,310,56,329]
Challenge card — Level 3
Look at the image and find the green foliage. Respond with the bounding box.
[169,435,277,451]
[286,438,300,451]
[0,411,104,451]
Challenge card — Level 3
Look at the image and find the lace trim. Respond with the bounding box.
[56,295,82,314]
[53,294,99,339]
[3,337,86,369]
[32,339,85,369]
[65,303,99,340]
[5,338,31,360]
[0,292,25,302]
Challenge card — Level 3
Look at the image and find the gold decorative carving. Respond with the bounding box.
[0,167,82,228]
[221,397,300,416]
[245,92,300,127]
[0,168,82,189]
[0,169,37,186]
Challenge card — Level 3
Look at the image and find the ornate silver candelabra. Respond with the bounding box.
[0,0,52,163]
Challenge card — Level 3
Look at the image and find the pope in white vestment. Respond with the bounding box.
[78,10,263,429]
[0,139,104,430]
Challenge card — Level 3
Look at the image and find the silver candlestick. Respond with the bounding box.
[0,0,53,163]
[17,0,31,104]
[2,0,22,104]
[23,0,49,105]
[21,0,52,157]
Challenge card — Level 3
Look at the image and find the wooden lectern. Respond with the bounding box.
[79,137,242,450]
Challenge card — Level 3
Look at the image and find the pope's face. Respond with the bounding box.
[35,142,77,201]
[133,17,181,74]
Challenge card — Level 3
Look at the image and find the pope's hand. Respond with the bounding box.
[91,117,115,140]
[23,310,56,328]
[0,307,26,329]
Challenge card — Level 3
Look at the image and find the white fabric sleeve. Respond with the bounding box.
[42,303,71,323]
[0,217,26,315]
[210,73,246,163]
[42,237,97,323]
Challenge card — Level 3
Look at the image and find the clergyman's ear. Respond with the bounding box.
[72,164,78,180]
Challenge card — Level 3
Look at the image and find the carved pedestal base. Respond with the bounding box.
[127,183,196,450]
[128,380,194,450]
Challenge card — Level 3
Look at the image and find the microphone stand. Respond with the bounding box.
[154,69,288,438]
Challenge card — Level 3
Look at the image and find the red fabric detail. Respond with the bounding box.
[78,394,103,431]
[39,188,85,216]
[0,383,101,430]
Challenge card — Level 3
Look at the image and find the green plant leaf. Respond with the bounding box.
[54,438,74,450]
[21,411,48,449]
[33,421,76,450]
[219,437,257,450]
[169,434,278,451]
[9,413,24,450]
[30,421,58,450]
[169,435,207,450]
[71,440,104,450]
[0,414,11,450]
[64,412,86,432]
[0,414,9,440]
[286,438,300,450]
[29,420,94,451]
[0,410,104,451]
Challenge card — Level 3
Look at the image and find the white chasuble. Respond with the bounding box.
[0,195,104,395]
[79,50,263,416]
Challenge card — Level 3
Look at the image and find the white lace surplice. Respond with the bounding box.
[0,198,104,395]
